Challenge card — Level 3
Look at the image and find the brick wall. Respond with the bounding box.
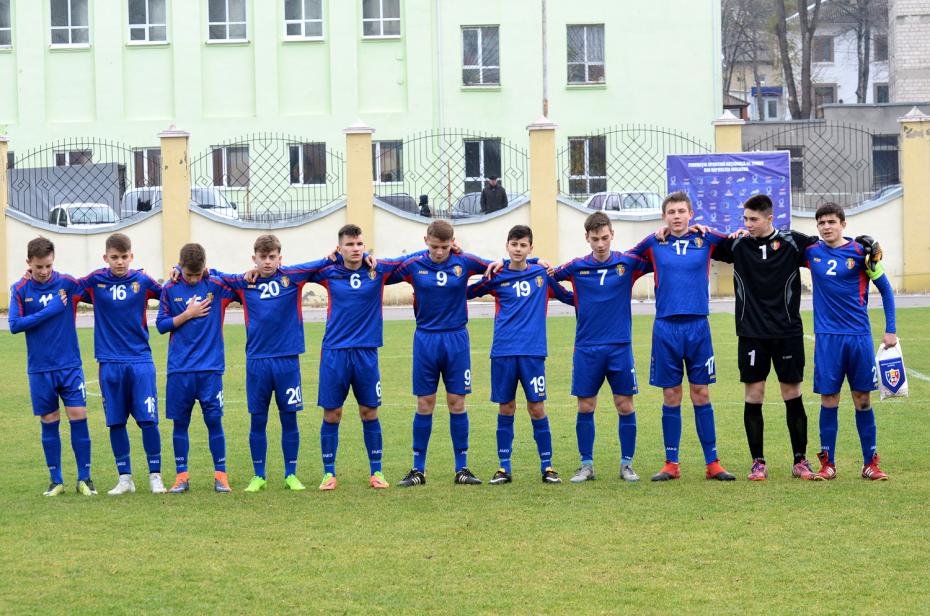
[890,0,930,101]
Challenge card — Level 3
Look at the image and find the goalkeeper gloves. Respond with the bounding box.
[855,235,883,273]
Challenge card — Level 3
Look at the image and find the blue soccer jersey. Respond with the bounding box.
[80,268,162,362]
[552,252,652,346]
[9,272,85,374]
[629,231,728,317]
[804,239,896,335]
[156,275,240,374]
[310,259,405,350]
[216,259,329,359]
[387,252,491,332]
[467,263,574,357]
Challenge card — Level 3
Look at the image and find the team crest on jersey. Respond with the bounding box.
[207,292,214,300]
[771,240,781,251]
[281,276,290,287]
[885,368,901,387]
[846,258,855,270]
[453,265,463,277]
[616,264,626,276]
[131,282,140,294]
[535,275,544,287]
[58,289,67,299]
[368,270,378,280]
[694,237,704,249]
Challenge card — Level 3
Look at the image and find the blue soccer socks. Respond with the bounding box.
[819,405,839,464]
[576,412,595,465]
[249,412,269,478]
[661,405,682,463]
[496,414,515,473]
[619,412,637,465]
[40,420,63,484]
[109,423,132,475]
[855,408,878,464]
[362,418,383,474]
[320,419,340,476]
[280,412,300,478]
[450,411,470,472]
[138,421,161,473]
[412,412,433,472]
[172,418,191,473]
[69,418,92,481]
[532,416,554,473]
[693,404,718,465]
[204,414,227,472]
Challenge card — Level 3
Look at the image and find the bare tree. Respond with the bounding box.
[833,0,887,103]
[723,0,777,120]
[774,0,824,119]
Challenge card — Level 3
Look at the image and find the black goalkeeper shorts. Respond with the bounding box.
[738,335,805,384]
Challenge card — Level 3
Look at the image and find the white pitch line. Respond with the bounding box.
[908,369,930,382]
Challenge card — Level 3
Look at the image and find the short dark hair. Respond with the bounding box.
[27,237,55,260]
[426,219,454,242]
[662,191,692,213]
[743,194,773,214]
[507,225,533,244]
[253,234,281,255]
[105,233,132,254]
[179,243,206,272]
[338,224,363,241]
[584,211,612,234]
[815,202,846,222]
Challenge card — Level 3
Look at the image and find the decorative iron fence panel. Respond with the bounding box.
[190,133,345,224]
[745,121,900,211]
[557,125,712,208]
[375,129,528,219]
[7,138,161,227]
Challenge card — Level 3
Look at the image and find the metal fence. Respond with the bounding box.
[557,125,712,208]
[190,133,345,223]
[374,129,529,219]
[7,138,161,227]
[744,121,900,211]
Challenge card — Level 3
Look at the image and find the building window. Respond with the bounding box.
[776,145,803,191]
[568,136,606,194]
[813,84,836,118]
[0,0,11,46]
[55,150,92,166]
[288,143,326,185]
[362,0,400,38]
[372,141,403,183]
[211,145,249,187]
[208,0,247,41]
[128,0,167,42]
[874,83,889,103]
[567,25,604,84]
[812,36,834,62]
[764,98,779,120]
[284,0,323,39]
[464,139,500,193]
[871,134,899,189]
[873,34,888,62]
[50,0,90,45]
[133,148,161,187]
[462,26,499,86]
[7,151,14,169]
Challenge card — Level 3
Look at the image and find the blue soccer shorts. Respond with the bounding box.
[650,316,717,388]
[571,344,639,398]
[412,329,472,396]
[318,348,382,409]
[166,371,225,420]
[29,366,86,416]
[491,356,547,403]
[814,333,877,394]
[99,362,159,426]
[246,355,303,414]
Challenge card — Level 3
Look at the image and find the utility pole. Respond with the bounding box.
[542,0,549,117]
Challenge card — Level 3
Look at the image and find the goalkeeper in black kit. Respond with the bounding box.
[709,195,882,481]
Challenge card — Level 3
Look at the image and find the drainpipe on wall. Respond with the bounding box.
[542,0,549,117]
[435,0,444,129]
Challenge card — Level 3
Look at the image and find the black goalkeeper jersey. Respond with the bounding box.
[712,229,818,339]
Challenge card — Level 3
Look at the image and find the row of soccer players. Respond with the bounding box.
[9,191,895,496]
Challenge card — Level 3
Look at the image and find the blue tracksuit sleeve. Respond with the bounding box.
[467,277,495,299]
[8,286,66,333]
[155,288,175,334]
[873,272,896,334]
[547,276,574,305]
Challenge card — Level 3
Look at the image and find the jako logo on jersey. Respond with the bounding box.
[616,264,626,276]
[368,270,377,280]
[846,258,855,269]
[580,270,590,275]
[694,237,704,248]
[418,270,428,275]
[174,297,184,302]
[281,276,290,287]
[535,275,544,287]
[97,283,106,288]
[453,265,463,277]
[131,282,140,293]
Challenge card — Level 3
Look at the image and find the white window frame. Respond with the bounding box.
[283,0,324,40]
[568,136,606,195]
[127,0,168,44]
[362,0,400,39]
[212,145,249,188]
[566,24,605,85]
[0,0,12,48]
[461,25,500,86]
[372,140,403,184]
[208,0,247,42]
[50,0,90,48]
[874,82,889,104]
[463,138,501,192]
[54,149,93,166]
[288,142,327,186]
[764,98,779,120]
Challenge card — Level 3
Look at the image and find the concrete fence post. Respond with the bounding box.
[527,116,558,263]
[898,106,930,292]
[712,111,745,296]
[344,121,375,250]
[158,126,192,273]
[0,135,9,310]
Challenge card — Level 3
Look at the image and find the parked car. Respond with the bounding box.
[120,186,239,220]
[48,203,120,228]
[584,191,662,212]
[377,192,419,215]
[450,192,482,218]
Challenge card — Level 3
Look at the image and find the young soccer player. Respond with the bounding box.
[389,220,494,486]
[307,225,406,490]
[467,225,574,484]
[552,212,653,483]
[80,233,165,495]
[10,237,95,496]
[214,234,330,492]
[156,244,239,493]
[805,203,896,480]
[630,192,736,481]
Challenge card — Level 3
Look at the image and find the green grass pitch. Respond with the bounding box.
[1,309,928,614]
